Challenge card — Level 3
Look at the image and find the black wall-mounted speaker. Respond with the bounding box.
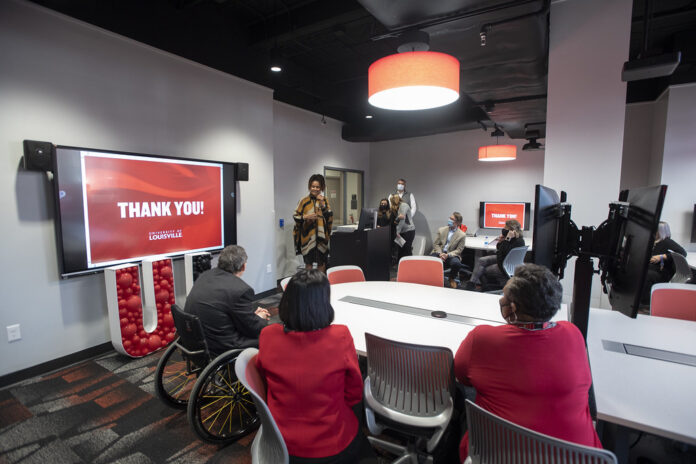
[23,140,55,172]
[236,162,249,181]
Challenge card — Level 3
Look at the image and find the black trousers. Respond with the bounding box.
[432,253,464,281]
[397,229,416,261]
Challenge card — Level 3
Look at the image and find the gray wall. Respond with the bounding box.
[621,102,653,190]
[273,102,370,278]
[0,0,276,377]
[368,130,544,251]
[660,84,696,252]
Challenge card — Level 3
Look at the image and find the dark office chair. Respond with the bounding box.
[363,333,455,464]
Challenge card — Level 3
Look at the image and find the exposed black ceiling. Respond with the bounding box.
[27,0,696,142]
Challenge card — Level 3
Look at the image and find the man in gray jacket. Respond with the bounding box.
[431,212,467,288]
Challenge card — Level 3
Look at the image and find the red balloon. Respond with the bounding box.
[163,314,174,327]
[126,295,141,311]
[139,330,147,338]
[122,323,137,338]
[117,272,133,288]
[123,340,131,349]
[119,308,128,317]
[132,335,140,346]
[165,332,176,342]
[160,266,173,278]
[140,337,148,346]
[120,317,129,326]
[148,334,162,350]
[124,288,133,296]
[156,289,170,303]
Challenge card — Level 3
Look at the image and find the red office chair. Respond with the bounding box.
[650,283,696,322]
[326,265,366,285]
[397,256,444,287]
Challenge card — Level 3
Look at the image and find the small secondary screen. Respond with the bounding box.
[480,202,530,230]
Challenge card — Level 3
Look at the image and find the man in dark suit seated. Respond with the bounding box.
[184,245,270,356]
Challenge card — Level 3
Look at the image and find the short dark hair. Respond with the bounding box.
[505,264,562,322]
[279,269,334,331]
[397,178,406,183]
[308,174,326,190]
[453,212,463,225]
[217,245,247,273]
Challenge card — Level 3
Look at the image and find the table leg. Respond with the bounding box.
[597,420,630,464]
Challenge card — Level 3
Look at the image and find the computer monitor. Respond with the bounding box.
[357,208,377,231]
[532,185,575,278]
[604,185,667,318]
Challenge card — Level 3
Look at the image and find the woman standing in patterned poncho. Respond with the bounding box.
[293,174,333,272]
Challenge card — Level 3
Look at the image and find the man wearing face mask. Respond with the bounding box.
[431,212,467,288]
[388,178,417,217]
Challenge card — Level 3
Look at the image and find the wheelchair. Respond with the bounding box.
[154,304,260,444]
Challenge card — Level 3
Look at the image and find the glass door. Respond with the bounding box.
[324,167,364,226]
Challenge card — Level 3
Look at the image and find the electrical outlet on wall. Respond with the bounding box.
[7,324,21,342]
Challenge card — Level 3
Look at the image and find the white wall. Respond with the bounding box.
[0,0,276,377]
[544,0,633,308]
[368,130,544,250]
[273,102,370,277]
[660,84,696,252]
[621,102,653,190]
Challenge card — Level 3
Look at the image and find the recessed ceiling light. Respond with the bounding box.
[270,66,282,73]
[365,115,373,119]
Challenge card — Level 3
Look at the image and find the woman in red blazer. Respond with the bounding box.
[256,269,376,464]
[455,264,602,462]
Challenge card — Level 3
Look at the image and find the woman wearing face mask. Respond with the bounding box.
[466,219,524,291]
[455,264,602,461]
[391,195,415,262]
[640,221,687,305]
[293,174,333,272]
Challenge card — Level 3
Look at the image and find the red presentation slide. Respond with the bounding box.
[82,153,223,266]
[484,203,526,229]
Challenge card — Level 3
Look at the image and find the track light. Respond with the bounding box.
[522,138,543,151]
[490,126,504,137]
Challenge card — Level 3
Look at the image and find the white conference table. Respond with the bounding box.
[331,281,564,354]
[330,281,696,458]
[464,235,532,252]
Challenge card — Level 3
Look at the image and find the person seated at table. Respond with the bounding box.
[465,219,524,291]
[430,211,467,288]
[184,245,270,356]
[641,221,687,305]
[455,264,601,461]
[256,269,377,464]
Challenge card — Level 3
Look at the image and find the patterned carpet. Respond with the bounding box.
[0,350,253,464]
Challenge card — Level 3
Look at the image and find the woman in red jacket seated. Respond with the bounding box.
[256,269,376,464]
[455,264,602,461]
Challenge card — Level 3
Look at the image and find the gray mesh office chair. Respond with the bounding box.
[503,245,529,277]
[464,399,617,464]
[669,250,693,284]
[363,333,454,464]
[235,348,289,464]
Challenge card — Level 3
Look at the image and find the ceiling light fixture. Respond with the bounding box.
[368,31,459,111]
[365,115,373,119]
[270,65,282,72]
[479,126,516,162]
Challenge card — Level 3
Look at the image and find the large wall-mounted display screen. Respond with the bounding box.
[54,146,237,277]
[479,201,531,230]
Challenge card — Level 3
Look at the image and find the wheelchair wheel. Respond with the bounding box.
[154,342,198,409]
[187,349,260,444]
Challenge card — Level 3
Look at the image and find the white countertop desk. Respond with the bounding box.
[464,235,532,252]
[331,282,696,450]
[686,253,696,270]
[587,309,696,446]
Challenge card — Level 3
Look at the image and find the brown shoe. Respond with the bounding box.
[449,279,458,289]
